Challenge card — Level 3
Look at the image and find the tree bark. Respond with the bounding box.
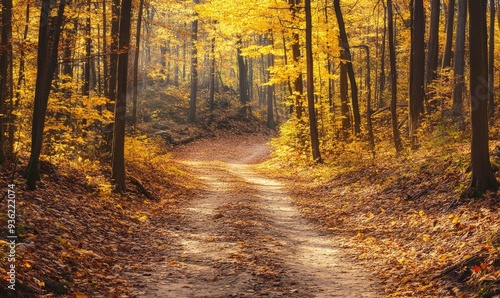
[26,0,66,190]
[305,0,321,162]
[334,0,361,135]
[111,0,133,192]
[288,0,304,120]
[452,0,466,121]
[387,0,402,152]
[0,0,13,163]
[209,37,216,111]
[426,0,440,89]
[488,0,495,118]
[236,37,250,115]
[468,0,498,193]
[442,0,455,68]
[409,0,425,148]
[132,0,145,127]
[187,0,200,123]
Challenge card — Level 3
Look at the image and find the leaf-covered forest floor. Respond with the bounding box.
[2,87,500,297]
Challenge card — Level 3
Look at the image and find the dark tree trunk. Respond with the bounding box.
[236,37,250,115]
[83,0,92,96]
[0,0,13,163]
[334,0,361,135]
[340,54,350,139]
[102,0,108,96]
[387,0,402,152]
[409,0,425,148]
[488,0,495,118]
[378,1,387,108]
[267,53,276,130]
[426,0,440,87]
[209,37,216,111]
[442,0,455,68]
[305,0,321,162]
[26,0,66,190]
[108,0,120,101]
[468,0,498,193]
[452,0,466,120]
[187,0,200,123]
[132,0,145,127]
[111,0,133,193]
[288,0,304,120]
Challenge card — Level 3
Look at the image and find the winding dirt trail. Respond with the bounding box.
[143,135,382,297]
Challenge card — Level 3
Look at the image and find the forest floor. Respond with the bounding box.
[132,135,382,297]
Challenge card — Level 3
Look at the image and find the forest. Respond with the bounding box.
[2,0,500,296]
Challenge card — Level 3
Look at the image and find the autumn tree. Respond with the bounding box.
[387,0,402,152]
[467,0,498,193]
[442,0,455,68]
[132,0,145,127]
[112,0,133,192]
[188,0,200,123]
[334,0,360,135]
[409,0,425,148]
[426,0,440,89]
[26,0,67,190]
[0,0,13,163]
[452,0,466,121]
[305,0,321,162]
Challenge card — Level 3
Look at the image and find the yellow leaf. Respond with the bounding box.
[423,234,431,242]
[419,210,425,217]
[24,262,31,268]
[138,215,148,221]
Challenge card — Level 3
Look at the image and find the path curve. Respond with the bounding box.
[144,135,382,297]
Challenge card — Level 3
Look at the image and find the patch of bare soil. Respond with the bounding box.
[138,135,382,297]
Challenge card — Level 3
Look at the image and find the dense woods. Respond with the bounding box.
[3,0,500,296]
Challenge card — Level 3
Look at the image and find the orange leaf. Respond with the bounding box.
[472,265,482,272]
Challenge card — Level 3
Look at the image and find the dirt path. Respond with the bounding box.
[142,135,382,297]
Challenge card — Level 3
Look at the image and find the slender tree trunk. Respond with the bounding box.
[83,0,92,96]
[442,0,455,68]
[236,37,250,115]
[102,0,108,96]
[267,33,276,130]
[426,0,440,88]
[409,0,425,148]
[387,0,402,152]
[468,0,498,193]
[209,37,216,111]
[26,0,66,190]
[378,2,387,108]
[488,0,495,118]
[132,0,145,127]
[340,54,350,139]
[334,0,361,135]
[109,0,120,102]
[187,0,200,123]
[305,0,321,162]
[111,0,133,192]
[0,0,13,163]
[289,0,304,120]
[452,0,467,121]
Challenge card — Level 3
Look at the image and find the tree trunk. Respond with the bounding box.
[468,0,498,193]
[83,0,92,96]
[409,0,425,148]
[488,0,495,118]
[289,0,304,120]
[426,0,440,87]
[187,0,200,123]
[305,0,321,162]
[108,0,120,102]
[452,0,466,121]
[236,37,250,115]
[387,0,402,152]
[340,54,350,139]
[26,0,66,190]
[442,0,455,68]
[132,0,145,127]
[378,1,387,108]
[0,0,13,163]
[111,0,133,193]
[209,37,216,111]
[334,0,361,135]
